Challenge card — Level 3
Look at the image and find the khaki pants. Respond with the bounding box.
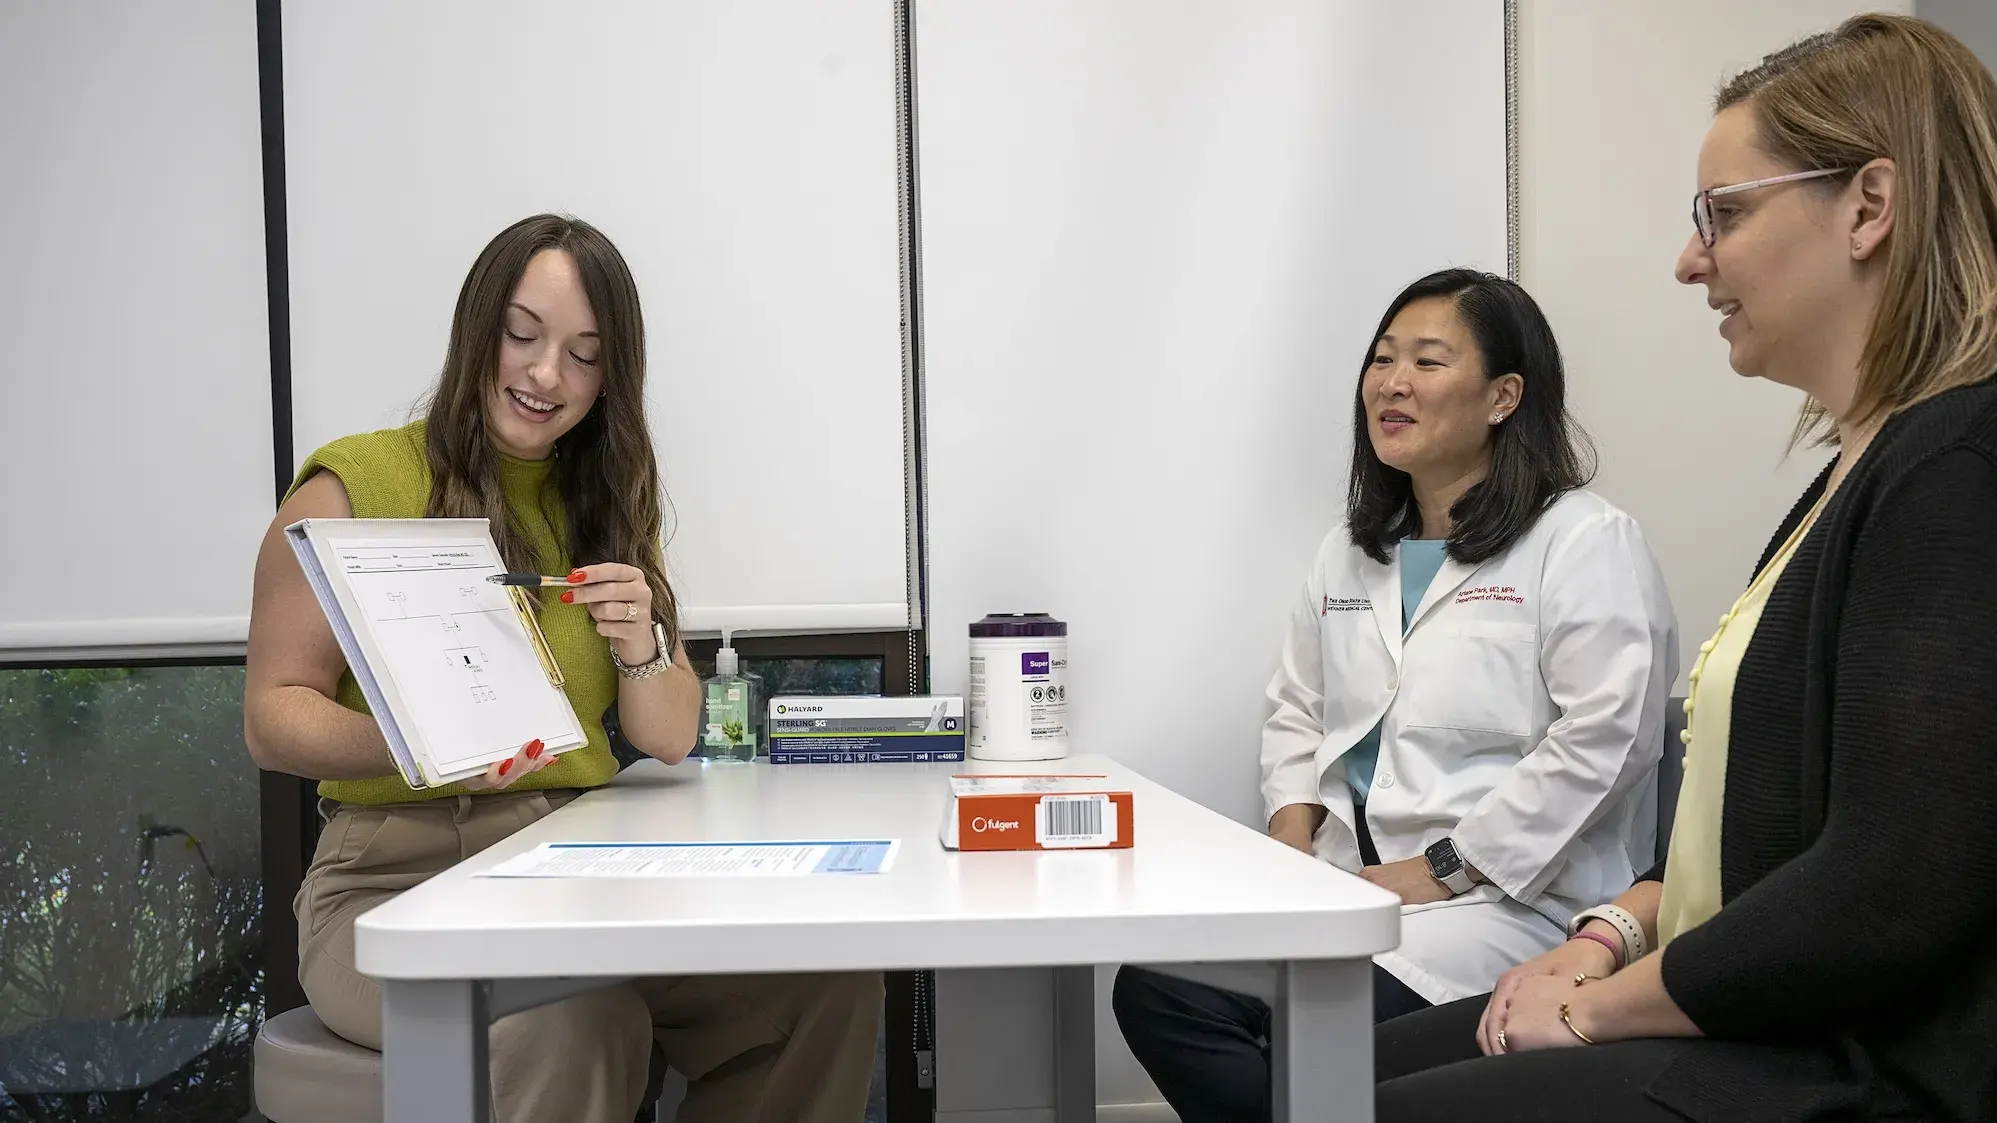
[296,788,883,1123]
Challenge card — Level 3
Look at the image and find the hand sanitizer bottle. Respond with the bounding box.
[700,629,759,763]
[741,663,769,756]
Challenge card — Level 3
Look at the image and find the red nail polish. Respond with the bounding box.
[560,590,575,604]
[498,759,513,776]
[526,741,543,759]
[568,569,587,583]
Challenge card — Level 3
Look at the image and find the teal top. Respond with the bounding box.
[1345,538,1451,800]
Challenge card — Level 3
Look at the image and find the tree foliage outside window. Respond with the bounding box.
[686,656,884,697]
[1,666,261,1123]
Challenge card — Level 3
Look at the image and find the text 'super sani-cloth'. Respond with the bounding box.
[967,613,1068,761]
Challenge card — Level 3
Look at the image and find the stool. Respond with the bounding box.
[252,1007,382,1123]
[252,1006,686,1122]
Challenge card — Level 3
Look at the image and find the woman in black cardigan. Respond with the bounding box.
[1369,14,1997,1123]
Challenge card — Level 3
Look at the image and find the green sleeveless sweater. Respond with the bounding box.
[290,420,621,805]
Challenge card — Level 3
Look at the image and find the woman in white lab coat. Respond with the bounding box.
[1113,267,1678,1123]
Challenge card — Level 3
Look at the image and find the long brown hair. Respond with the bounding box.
[1717,14,1997,444]
[422,214,681,654]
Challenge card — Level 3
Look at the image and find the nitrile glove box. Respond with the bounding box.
[768,695,966,764]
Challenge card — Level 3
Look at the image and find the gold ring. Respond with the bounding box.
[1496,1028,1508,1053]
[625,602,638,620]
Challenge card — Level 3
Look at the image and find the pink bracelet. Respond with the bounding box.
[1570,929,1624,969]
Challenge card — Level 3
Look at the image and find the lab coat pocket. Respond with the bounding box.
[1403,621,1538,738]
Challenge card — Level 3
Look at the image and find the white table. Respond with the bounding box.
[354,755,1400,1122]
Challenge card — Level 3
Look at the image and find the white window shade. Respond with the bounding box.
[0,1,272,659]
[918,0,1509,825]
[282,0,915,637]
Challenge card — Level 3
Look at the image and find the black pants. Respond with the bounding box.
[1119,805,1446,1118]
[1374,996,1695,1122]
[1117,982,1701,1123]
[1379,996,1932,1122]
[1115,807,1439,1121]
[1113,963,1434,1123]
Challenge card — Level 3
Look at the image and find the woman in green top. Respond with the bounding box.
[245,214,881,1123]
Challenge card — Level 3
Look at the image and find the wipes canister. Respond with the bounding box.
[968,613,1069,761]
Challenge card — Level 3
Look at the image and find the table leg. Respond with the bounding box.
[1052,965,1095,1122]
[381,978,489,1123]
[1272,959,1372,1123]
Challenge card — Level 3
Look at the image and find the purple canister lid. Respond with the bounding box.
[969,613,1068,638]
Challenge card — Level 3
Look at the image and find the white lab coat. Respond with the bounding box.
[1261,490,1678,1004]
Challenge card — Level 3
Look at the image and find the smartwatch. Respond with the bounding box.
[1423,837,1474,895]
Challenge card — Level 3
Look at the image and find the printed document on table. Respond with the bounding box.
[479,840,901,879]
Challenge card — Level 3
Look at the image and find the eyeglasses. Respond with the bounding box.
[1692,167,1850,247]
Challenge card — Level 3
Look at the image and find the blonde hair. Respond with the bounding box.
[1718,13,1997,444]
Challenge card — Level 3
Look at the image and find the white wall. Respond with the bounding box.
[919,0,1506,846]
[1517,0,1911,684]
[1920,0,1997,69]
[914,2,1505,1112]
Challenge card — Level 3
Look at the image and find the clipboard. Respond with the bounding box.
[284,517,589,789]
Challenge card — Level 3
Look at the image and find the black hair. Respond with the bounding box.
[1346,268,1594,565]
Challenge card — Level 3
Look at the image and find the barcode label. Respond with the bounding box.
[1036,794,1115,848]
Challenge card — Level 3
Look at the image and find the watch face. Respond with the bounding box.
[1424,838,1461,875]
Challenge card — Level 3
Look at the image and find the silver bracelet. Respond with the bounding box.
[610,621,673,680]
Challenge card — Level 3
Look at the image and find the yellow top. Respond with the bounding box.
[289,421,621,805]
[1658,497,1824,946]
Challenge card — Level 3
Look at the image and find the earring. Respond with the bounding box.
[1491,413,1505,423]
[1853,240,1863,254]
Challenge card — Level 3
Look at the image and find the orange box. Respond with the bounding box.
[939,774,1135,851]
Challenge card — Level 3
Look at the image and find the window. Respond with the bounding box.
[0,665,261,1122]
[686,656,885,697]
[685,632,909,697]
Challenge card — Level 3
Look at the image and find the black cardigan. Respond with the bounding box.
[1637,381,1997,1123]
